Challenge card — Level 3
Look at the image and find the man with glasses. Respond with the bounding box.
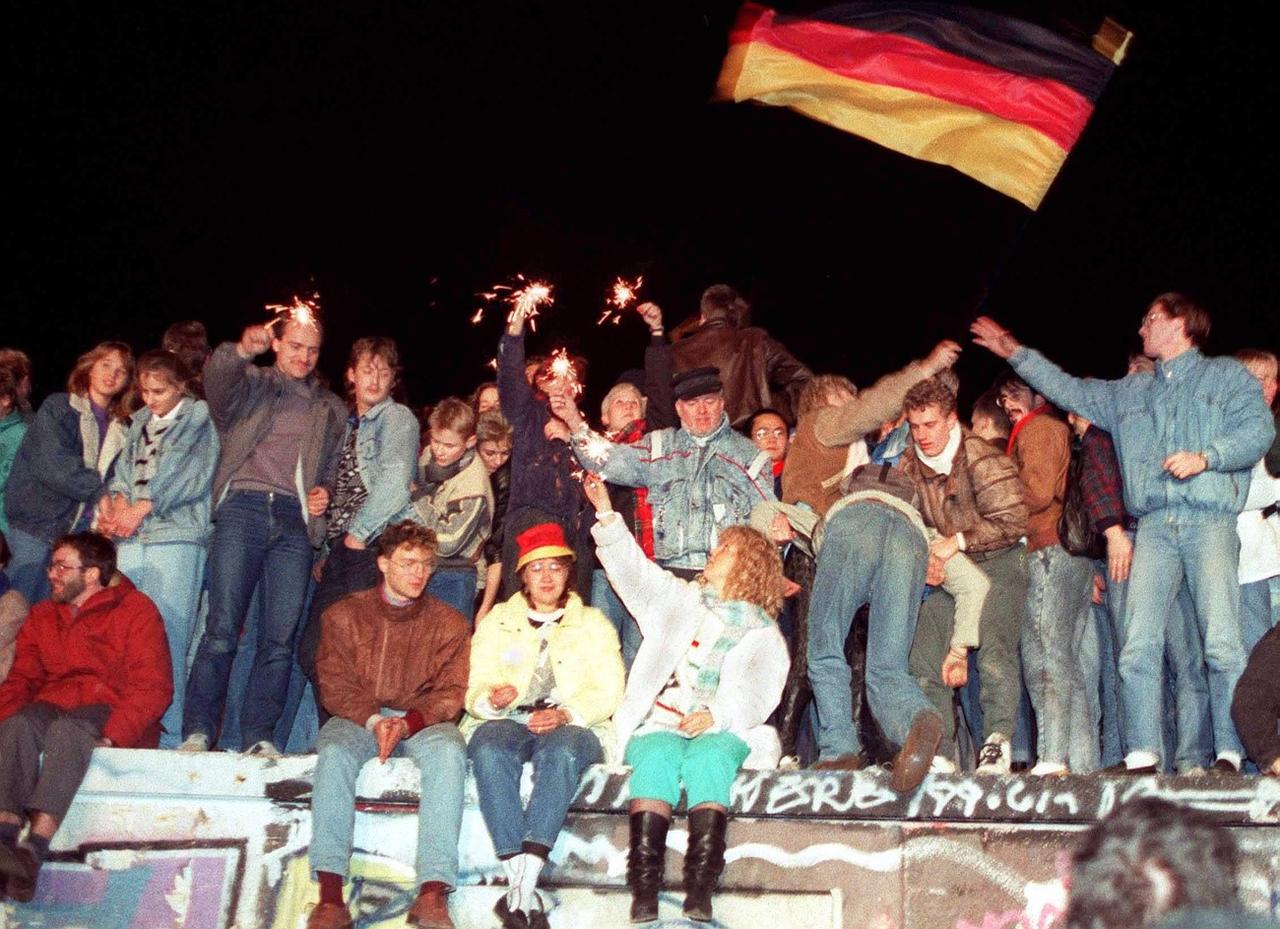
[748,408,790,498]
[973,294,1275,775]
[0,532,170,901]
[307,520,469,929]
[560,366,775,579]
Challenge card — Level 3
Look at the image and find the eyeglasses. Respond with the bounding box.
[525,561,569,575]
[48,561,85,575]
[753,427,787,440]
[388,557,432,574]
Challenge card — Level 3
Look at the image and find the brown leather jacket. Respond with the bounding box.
[316,587,470,728]
[899,428,1028,554]
[671,319,812,426]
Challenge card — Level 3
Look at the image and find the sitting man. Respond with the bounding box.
[308,521,470,929]
[0,532,171,901]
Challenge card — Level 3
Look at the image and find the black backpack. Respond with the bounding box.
[1058,443,1106,560]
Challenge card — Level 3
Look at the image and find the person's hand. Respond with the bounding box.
[678,709,714,738]
[544,418,571,443]
[528,707,570,735]
[548,394,583,431]
[782,577,802,598]
[970,317,1022,360]
[113,500,152,539]
[343,533,366,551]
[489,684,518,710]
[312,556,327,584]
[637,301,663,334]
[942,647,969,688]
[924,340,963,375]
[96,736,115,748]
[1091,571,1106,606]
[374,716,409,763]
[771,512,794,543]
[929,534,960,563]
[506,302,528,336]
[94,495,118,536]
[306,486,330,516]
[238,324,273,358]
[1163,451,1208,480]
[582,472,613,515]
[926,554,946,587]
[1103,525,1133,583]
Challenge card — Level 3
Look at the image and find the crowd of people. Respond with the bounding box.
[0,285,1278,928]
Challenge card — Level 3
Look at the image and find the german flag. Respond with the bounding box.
[714,3,1130,209]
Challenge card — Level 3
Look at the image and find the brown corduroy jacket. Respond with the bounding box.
[316,587,470,729]
[899,427,1028,554]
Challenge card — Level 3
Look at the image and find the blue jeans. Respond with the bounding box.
[184,491,314,746]
[5,525,51,604]
[1121,512,1245,761]
[310,716,466,885]
[1241,579,1277,656]
[1079,571,1124,768]
[1021,544,1096,770]
[116,540,206,749]
[808,503,934,759]
[590,568,641,671]
[467,718,602,857]
[426,569,478,626]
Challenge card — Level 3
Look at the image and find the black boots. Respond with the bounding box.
[627,811,669,923]
[682,808,728,922]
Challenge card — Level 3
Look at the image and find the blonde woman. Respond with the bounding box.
[584,474,787,924]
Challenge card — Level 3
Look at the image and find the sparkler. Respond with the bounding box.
[579,430,614,466]
[548,348,583,397]
[266,294,322,332]
[469,275,555,332]
[597,275,644,326]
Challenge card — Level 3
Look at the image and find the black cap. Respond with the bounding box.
[672,366,723,402]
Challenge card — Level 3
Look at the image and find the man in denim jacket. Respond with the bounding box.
[973,293,1275,774]
[180,317,346,757]
[560,367,775,577]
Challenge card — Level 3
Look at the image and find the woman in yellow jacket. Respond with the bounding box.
[464,522,624,929]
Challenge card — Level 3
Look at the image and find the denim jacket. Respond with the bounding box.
[571,413,775,569]
[106,399,219,546]
[5,393,128,543]
[1012,347,1275,518]
[343,397,419,544]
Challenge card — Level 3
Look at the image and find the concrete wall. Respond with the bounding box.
[4,750,1280,928]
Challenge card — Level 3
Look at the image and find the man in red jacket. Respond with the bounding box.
[0,532,171,902]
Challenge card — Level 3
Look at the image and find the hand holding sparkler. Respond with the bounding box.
[237,324,273,359]
[547,393,584,431]
[582,472,612,515]
[637,301,663,335]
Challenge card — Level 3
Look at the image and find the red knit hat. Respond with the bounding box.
[515,523,575,571]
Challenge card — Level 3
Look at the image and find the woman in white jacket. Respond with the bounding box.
[584,474,788,925]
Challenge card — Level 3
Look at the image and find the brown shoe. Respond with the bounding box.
[889,711,944,794]
[407,886,455,928]
[0,845,40,903]
[812,753,866,772]
[306,901,355,929]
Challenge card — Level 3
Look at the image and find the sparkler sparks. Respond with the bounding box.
[266,294,321,332]
[597,275,644,326]
[547,348,584,397]
[469,276,555,331]
[579,430,614,466]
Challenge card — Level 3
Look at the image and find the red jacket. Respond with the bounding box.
[0,575,173,747]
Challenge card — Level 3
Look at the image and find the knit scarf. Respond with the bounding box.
[690,586,771,705]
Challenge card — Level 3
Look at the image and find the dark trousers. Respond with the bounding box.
[1232,622,1280,769]
[0,702,109,822]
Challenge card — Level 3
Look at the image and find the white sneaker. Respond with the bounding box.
[777,755,801,771]
[1028,761,1069,777]
[929,755,957,774]
[177,733,209,753]
[975,733,1012,775]
[243,740,281,759]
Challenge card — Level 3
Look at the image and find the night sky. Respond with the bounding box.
[7,2,1277,415]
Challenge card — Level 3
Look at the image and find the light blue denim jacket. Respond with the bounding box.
[107,399,219,545]
[342,397,420,544]
[1011,347,1275,518]
[571,413,775,569]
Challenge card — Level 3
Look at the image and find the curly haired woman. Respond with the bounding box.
[584,474,788,924]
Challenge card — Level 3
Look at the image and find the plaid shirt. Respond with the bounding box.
[1078,425,1129,533]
